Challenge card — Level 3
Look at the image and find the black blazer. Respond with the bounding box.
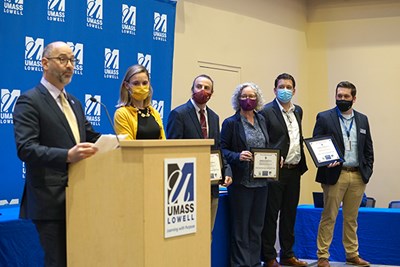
[220,111,269,185]
[13,83,100,220]
[167,100,220,147]
[313,107,374,185]
[259,100,308,175]
[166,100,231,198]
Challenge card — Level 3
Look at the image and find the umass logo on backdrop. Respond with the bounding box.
[137,53,151,75]
[84,94,101,126]
[67,42,83,75]
[104,48,119,79]
[0,88,20,124]
[47,0,65,22]
[152,99,164,119]
[121,4,136,35]
[24,36,44,72]
[153,12,167,42]
[137,52,164,119]
[3,0,23,16]
[86,0,103,29]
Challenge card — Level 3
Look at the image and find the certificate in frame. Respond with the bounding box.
[304,135,345,167]
[210,150,223,184]
[251,148,280,179]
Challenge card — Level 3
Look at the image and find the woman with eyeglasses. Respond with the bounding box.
[114,64,166,140]
[220,82,270,267]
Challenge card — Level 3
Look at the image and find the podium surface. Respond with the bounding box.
[66,139,213,267]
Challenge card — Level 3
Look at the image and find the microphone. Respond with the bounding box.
[89,97,120,144]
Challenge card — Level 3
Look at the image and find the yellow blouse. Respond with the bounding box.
[114,106,166,140]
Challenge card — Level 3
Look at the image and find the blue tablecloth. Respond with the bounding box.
[3,201,398,266]
[294,204,400,265]
[1,200,230,267]
[211,192,230,267]
[0,206,44,266]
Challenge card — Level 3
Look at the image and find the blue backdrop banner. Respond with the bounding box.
[0,0,176,207]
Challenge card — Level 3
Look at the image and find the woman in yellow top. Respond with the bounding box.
[114,64,166,140]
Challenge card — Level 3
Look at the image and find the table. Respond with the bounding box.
[4,201,398,266]
[1,198,231,267]
[294,205,400,265]
[0,206,44,266]
[211,192,230,267]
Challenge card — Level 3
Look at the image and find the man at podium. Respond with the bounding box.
[166,74,232,235]
[13,41,101,267]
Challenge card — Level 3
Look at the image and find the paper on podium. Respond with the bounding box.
[94,134,127,153]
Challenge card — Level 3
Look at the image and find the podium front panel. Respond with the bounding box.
[66,140,213,267]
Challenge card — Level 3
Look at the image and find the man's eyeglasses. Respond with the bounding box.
[46,56,79,66]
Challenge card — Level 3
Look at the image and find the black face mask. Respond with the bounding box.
[336,99,353,112]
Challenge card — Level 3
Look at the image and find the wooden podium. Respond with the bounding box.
[66,139,214,267]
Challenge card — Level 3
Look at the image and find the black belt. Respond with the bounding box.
[282,164,298,169]
[342,166,359,172]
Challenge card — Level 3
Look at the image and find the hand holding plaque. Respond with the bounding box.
[251,148,280,179]
[210,150,223,184]
[304,135,345,167]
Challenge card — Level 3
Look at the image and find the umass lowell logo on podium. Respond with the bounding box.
[164,158,196,238]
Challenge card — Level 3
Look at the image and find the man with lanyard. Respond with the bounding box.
[313,81,374,267]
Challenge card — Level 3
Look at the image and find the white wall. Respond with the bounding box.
[172,0,400,207]
[306,0,400,207]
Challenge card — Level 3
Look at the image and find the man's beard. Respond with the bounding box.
[59,74,72,85]
[50,68,73,85]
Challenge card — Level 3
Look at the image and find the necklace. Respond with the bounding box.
[136,107,150,118]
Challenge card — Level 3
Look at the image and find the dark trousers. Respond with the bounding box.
[228,184,268,267]
[261,168,301,261]
[33,220,66,267]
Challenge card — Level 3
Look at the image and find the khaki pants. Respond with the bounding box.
[317,170,366,259]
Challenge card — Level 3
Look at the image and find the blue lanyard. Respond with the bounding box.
[336,107,354,139]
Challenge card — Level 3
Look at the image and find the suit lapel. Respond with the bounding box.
[293,106,301,126]
[186,101,203,138]
[353,110,362,156]
[38,85,77,144]
[330,108,344,148]
[234,113,247,147]
[272,100,289,133]
[206,107,219,139]
[293,105,303,137]
[66,94,83,138]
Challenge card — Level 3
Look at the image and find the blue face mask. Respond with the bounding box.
[276,89,293,103]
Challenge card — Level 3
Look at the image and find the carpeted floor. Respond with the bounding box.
[279,259,400,267]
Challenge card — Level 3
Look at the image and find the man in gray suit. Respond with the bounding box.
[13,41,100,267]
[166,74,232,233]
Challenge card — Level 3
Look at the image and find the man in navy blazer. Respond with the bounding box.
[313,81,373,267]
[166,74,232,234]
[259,73,308,267]
[13,41,100,267]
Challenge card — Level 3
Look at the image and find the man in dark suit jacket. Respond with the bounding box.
[259,73,308,267]
[313,81,373,267]
[166,74,232,233]
[13,41,100,267]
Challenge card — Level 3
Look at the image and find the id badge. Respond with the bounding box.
[345,140,351,151]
